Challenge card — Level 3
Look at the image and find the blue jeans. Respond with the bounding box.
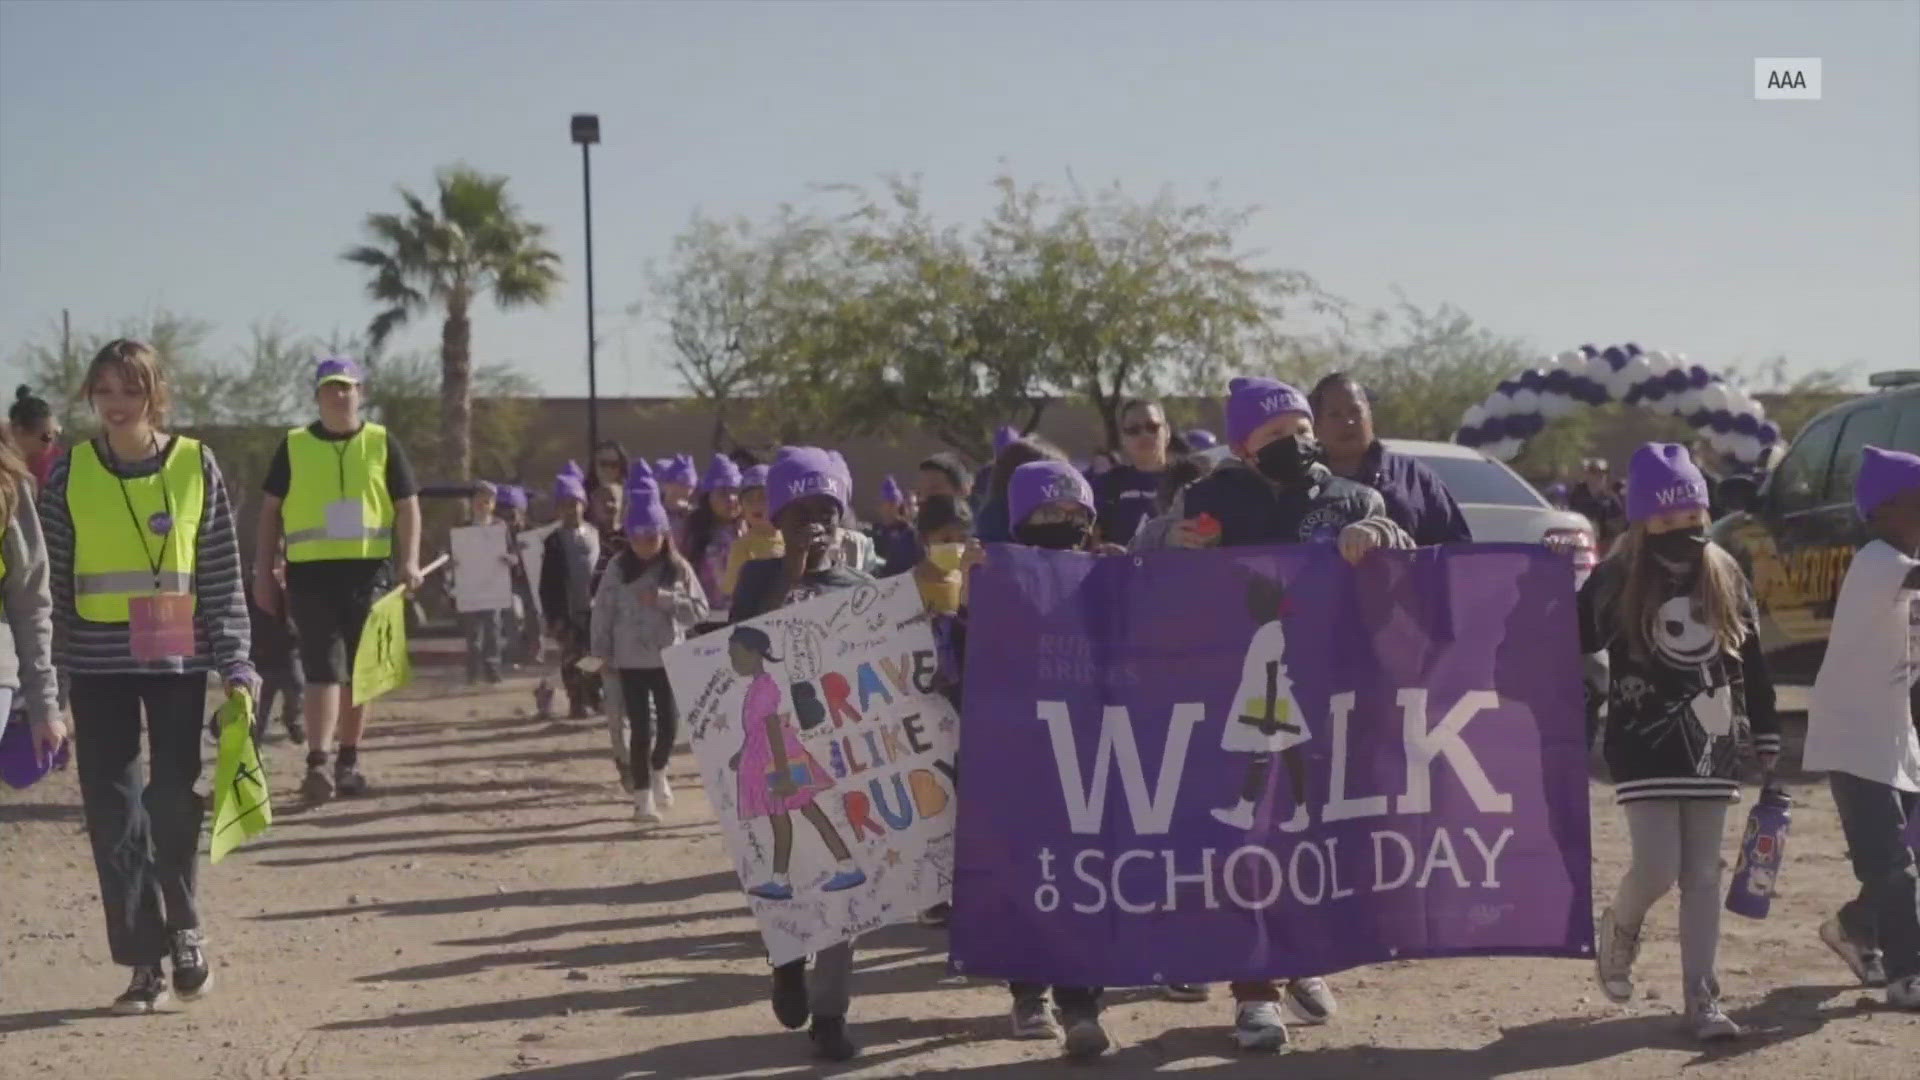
[460,611,502,681]
[1830,771,1920,981]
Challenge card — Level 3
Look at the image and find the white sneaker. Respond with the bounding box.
[652,773,674,809]
[1231,1001,1289,1052]
[1595,907,1639,1003]
[1278,803,1311,834]
[1211,802,1256,830]
[633,789,662,824]
[1888,975,1920,1010]
[1689,997,1743,1041]
[1283,977,1336,1025]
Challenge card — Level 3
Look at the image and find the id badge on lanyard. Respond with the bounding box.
[129,591,195,661]
[324,498,366,540]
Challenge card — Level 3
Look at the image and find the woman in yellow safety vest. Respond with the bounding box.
[37,339,256,1016]
[0,430,62,773]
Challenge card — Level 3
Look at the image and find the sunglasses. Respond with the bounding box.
[1122,421,1164,437]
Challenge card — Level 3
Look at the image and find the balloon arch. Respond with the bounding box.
[1453,343,1782,468]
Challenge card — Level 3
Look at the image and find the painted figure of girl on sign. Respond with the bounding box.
[727,625,865,901]
[1212,572,1313,833]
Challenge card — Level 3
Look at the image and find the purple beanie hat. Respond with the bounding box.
[740,464,769,490]
[879,475,904,504]
[699,454,742,492]
[1009,459,1096,529]
[661,454,697,488]
[496,485,526,511]
[767,446,851,520]
[1626,443,1711,523]
[1856,445,1920,519]
[560,460,585,480]
[553,472,586,504]
[1225,377,1313,447]
[624,479,670,534]
[1184,428,1220,451]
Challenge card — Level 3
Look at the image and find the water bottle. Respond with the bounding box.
[1726,785,1791,919]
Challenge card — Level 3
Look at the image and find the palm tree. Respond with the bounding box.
[344,165,561,480]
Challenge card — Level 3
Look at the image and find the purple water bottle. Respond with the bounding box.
[1726,786,1791,919]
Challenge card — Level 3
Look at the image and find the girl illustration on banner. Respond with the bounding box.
[1212,572,1313,833]
[726,625,866,900]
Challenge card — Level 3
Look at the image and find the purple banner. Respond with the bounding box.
[951,544,1594,986]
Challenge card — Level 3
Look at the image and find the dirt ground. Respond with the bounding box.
[2,673,1914,1079]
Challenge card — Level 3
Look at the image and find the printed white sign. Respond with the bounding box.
[664,576,959,965]
[449,524,513,614]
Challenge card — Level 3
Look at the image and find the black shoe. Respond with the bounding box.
[334,765,369,798]
[301,766,335,804]
[284,719,306,746]
[810,1015,859,1062]
[772,959,809,1030]
[170,929,212,1001]
[112,965,170,1015]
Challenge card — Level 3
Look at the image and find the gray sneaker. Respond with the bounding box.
[1888,975,1920,1011]
[1689,994,1742,1042]
[1010,994,1061,1040]
[1232,1001,1289,1052]
[300,766,335,804]
[1062,1016,1111,1060]
[1595,907,1639,1003]
[1283,977,1336,1025]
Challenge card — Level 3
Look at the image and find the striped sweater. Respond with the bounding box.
[38,438,254,683]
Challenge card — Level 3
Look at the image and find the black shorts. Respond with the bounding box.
[287,560,389,685]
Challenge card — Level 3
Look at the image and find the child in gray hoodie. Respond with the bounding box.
[591,471,708,823]
[1,456,62,756]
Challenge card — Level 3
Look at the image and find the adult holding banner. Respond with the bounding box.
[39,340,256,1014]
[1132,376,1412,1051]
[254,356,422,804]
[1310,373,1473,546]
[727,446,874,1064]
[1091,398,1173,548]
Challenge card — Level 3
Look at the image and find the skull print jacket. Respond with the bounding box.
[1577,558,1781,804]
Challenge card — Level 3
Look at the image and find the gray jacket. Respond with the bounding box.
[589,552,710,670]
[2,481,60,725]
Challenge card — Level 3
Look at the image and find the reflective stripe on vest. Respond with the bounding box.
[282,423,395,562]
[66,437,206,623]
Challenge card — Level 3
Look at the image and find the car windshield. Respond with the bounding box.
[1409,453,1545,507]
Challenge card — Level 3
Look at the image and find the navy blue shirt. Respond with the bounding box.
[1348,444,1473,546]
[976,495,1013,543]
[867,521,920,578]
[1092,465,1165,546]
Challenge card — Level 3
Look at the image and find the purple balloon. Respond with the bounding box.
[1580,344,1599,358]
[1732,413,1760,437]
[1542,369,1572,393]
[1624,342,1643,356]
[1758,422,1781,446]
[1661,369,1690,393]
[1602,346,1630,370]
[1684,409,1712,428]
[1513,413,1546,438]
[1456,426,1482,448]
[1518,369,1545,391]
[1689,365,1712,389]
[1710,410,1735,434]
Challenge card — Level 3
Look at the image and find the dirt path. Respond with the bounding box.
[2,672,1913,1079]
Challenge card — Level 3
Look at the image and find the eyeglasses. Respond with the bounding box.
[1122,422,1164,437]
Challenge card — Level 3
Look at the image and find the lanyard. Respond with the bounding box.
[107,434,174,591]
[330,429,356,497]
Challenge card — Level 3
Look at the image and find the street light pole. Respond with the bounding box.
[571,113,602,464]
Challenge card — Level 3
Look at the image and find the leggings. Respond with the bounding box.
[1614,798,1729,998]
[619,667,677,790]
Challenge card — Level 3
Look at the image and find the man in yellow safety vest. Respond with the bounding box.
[253,357,422,803]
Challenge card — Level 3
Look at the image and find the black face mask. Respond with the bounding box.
[1019,522,1090,552]
[1645,526,1708,572]
[1255,434,1324,484]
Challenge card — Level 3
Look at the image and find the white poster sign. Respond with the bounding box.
[449,524,513,614]
[664,575,959,965]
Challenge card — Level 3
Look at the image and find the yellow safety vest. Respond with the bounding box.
[282,423,394,563]
[66,437,205,623]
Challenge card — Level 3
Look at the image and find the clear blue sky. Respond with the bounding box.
[2,0,1914,399]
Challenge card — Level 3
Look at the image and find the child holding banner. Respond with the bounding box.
[728,446,874,1064]
[1581,443,1779,1041]
[591,470,708,823]
[1134,376,1411,1051]
[1804,446,1920,1010]
[998,459,1114,1058]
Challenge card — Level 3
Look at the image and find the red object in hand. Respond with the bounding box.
[1192,513,1222,539]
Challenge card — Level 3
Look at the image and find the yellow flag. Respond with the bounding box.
[211,692,271,863]
[352,585,413,706]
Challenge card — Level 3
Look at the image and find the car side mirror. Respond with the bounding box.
[1718,475,1759,514]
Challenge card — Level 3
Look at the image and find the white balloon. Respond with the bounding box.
[1673,388,1703,415]
[1541,392,1578,419]
[1460,403,1487,430]
[1584,354,1615,391]
[1707,429,1737,453]
[1555,349,1586,372]
[1644,349,1675,376]
[1489,438,1522,462]
[1728,433,1762,464]
[1510,388,1540,415]
[1700,383,1732,412]
[1483,393,1512,419]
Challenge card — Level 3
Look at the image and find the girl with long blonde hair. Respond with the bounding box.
[1579,442,1779,1042]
